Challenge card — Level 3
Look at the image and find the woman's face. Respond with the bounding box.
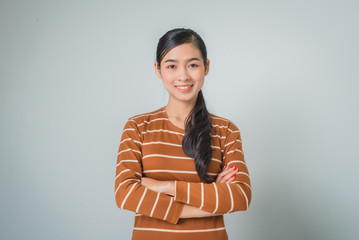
[154,43,210,105]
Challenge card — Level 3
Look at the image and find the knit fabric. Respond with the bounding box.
[114,105,251,240]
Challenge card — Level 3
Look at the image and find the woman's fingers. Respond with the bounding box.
[216,165,238,183]
[225,173,236,183]
[222,166,238,183]
[216,166,229,183]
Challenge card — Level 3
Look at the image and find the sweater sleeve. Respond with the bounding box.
[174,121,252,214]
[114,119,185,224]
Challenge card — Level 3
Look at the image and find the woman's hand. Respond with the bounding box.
[141,177,175,196]
[216,165,238,183]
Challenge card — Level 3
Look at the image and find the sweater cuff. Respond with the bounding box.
[166,199,185,224]
[174,180,187,203]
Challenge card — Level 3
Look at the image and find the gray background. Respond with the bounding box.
[1,0,358,239]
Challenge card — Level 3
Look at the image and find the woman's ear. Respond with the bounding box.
[204,59,210,76]
[154,62,162,79]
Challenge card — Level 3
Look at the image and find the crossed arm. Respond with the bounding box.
[141,165,240,218]
[115,119,251,224]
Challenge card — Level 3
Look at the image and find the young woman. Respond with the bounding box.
[114,28,251,240]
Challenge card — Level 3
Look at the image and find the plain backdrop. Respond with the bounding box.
[1,0,358,239]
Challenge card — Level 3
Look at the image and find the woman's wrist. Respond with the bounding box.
[141,177,176,196]
[163,181,175,197]
[179,204,214,218]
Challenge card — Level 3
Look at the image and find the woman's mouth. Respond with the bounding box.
[176,84,193,92]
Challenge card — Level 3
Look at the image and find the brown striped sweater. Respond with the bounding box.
[114,106,251,240]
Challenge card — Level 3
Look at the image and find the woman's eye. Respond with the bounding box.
[189,64,198,68]
[168,65,175,69]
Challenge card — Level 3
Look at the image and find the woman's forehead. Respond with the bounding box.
[162,43,202,61]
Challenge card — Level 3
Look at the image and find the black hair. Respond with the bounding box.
[156,28,214,183]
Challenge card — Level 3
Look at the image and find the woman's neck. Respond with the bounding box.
[165,98,196,123]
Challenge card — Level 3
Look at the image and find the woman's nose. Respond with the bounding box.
[177,67,189,81]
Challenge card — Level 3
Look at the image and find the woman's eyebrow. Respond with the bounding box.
[164,57,201,63]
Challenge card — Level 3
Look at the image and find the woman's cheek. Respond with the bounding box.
[192,68,205,78]
[163,76,177,85]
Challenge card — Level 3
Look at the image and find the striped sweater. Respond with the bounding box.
[114,106,251,240]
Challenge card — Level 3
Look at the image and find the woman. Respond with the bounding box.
[114,28,251,240]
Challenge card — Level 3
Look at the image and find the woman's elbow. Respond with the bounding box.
[114,179,140,209]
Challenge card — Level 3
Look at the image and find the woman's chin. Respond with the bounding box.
[170,93,199,104]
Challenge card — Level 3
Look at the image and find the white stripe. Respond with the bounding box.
[115,178,139,196]
[137,127,238,138]
[143,141,224,151]
[224,139,242,147]
[116,160,138,167]
[115,169,141,180]
[124,121,141,138]
[143,141,182,147]
[115,183,121,195]
[212,146,225,153]
[119,178,140,188]
[212,124,228,129]
[187,183,190,204]
[231,181,252,191]
[115,169,131,180]
[115,169,130,180]
[143,154,193,160]
[143,169,218,176]
[210,134,227,139]
[120,182,139,209]
[120,138,131,144]
[228,129,240,133]
[118,148,141,156]
[136,188,147,213]
[212,183,219,214]
[123,128,136,132]
[150,192,160,217]
[226,160,246,166]
[226,149,244,156]
[163,197,173,221]
[133,140,142,145]
[226,183,234,213]
[129,109,166,120]
[120,138,143,146]
[199,183,204,209]
[235,183,249,209]
[132,140,225,151]
[143,154,221,163]
[142,129,185,136]
[133,227,226,233]
[211,158,222,163]
[137,118,169,127]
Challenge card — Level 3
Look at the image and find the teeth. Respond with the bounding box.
[177,85,192,89]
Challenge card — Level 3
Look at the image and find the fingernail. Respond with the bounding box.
[231,166,234,169]
[224,165,227,169]
[234,167,237,170]
[232,174,236,178]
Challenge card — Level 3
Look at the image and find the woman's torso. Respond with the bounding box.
[130,105,231,240]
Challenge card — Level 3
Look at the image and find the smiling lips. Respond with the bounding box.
[176,84,193,92]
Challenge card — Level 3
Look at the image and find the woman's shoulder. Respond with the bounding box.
[209,112,237,126]
[127,105,166,124]
[209,112,240,132]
